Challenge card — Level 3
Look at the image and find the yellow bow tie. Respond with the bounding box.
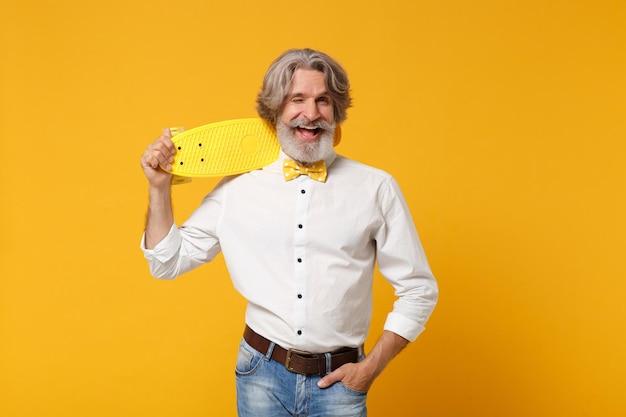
[283,159,327,182]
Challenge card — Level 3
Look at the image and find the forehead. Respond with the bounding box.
[288,69,327,96]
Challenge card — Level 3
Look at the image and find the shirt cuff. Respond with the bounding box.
[383,312,425,342]
[139,223,182,263]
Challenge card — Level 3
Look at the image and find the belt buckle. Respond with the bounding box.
[285,348,313,375]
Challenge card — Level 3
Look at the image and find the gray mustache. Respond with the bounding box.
[288,117,335,131]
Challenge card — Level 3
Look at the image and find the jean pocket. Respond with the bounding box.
[235,338,266,376]
[337,381,368,396]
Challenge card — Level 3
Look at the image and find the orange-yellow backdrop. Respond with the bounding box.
[1,0,625,416]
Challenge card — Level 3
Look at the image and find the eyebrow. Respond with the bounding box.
[288,91,331,99]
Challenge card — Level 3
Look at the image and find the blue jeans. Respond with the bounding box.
[235,338,367,417]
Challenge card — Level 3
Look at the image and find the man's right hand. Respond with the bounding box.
[140,128,176,189]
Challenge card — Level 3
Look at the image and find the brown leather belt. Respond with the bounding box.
[243,325,361,375]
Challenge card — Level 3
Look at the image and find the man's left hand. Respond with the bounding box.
[317,330,410,392]
[317,360,375,392]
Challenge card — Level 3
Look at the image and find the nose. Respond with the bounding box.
[302,99,320,121]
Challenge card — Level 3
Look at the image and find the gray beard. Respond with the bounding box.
[276,118,335,164]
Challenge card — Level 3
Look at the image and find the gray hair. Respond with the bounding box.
[256,48,352,125]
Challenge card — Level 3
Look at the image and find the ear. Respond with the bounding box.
[333,125,342,146]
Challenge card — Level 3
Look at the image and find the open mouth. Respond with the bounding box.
[296,126,322,140]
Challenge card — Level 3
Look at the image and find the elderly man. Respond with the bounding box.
[140,48,438,417]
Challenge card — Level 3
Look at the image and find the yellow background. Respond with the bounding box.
[1,0,625,416]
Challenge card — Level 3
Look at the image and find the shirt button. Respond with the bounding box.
[298,224,303,229]
[297,258,302,263]
[297,294,303,299]
[300,189,306,194]
[297,330,302,335]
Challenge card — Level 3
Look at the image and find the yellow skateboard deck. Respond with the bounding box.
[166,118,280,180]
[166,118,341,183]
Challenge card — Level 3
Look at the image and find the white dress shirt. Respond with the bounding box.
[141,149,438,353]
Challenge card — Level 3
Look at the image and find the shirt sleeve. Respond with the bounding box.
[139,181,226,279]
[140,223,184,279]
[375,177,439,342]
